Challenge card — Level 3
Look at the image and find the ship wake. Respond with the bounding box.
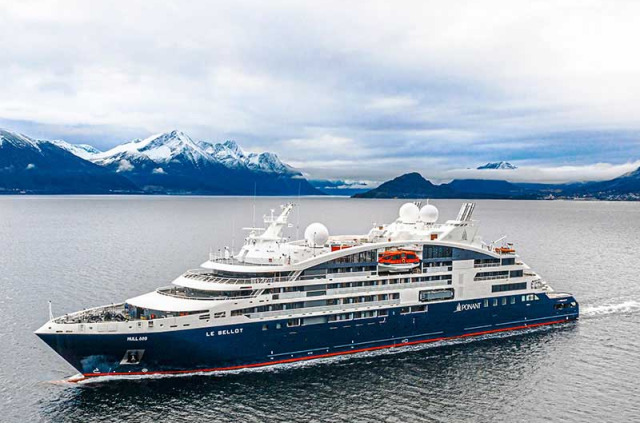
[581,300,640,318]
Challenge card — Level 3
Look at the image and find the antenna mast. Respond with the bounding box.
[252,181,257,228]
[296,182,301,240]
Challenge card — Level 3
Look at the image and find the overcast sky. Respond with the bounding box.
[2,0,640,183]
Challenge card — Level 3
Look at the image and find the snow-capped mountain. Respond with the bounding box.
[49,140,101,160]
[88,130,318,194]
[93,130,211,168]
[197,140,299,175]
[477,161,518,170]
[0,129,137,194]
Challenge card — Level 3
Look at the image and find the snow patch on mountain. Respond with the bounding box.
[477,161,518,170]
[49,140,101,160]
[0,129,43,151]
[246,152,298,175]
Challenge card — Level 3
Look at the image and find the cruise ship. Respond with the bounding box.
[36,202,579,381]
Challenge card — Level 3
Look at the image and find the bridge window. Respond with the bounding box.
[424,246,453,259]
[492,282,527,292]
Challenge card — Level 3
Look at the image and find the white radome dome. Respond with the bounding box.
[398,202,420,223]
[419,204,439,223]
[305,222,329,247]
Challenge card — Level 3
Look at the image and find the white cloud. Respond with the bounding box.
[152,167,165,174]
[25,163,35,170]
[443,161,640,184]
[1,1,640,181]
[116,159,134,172]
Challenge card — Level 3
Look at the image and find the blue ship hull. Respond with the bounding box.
[37,293,578,380]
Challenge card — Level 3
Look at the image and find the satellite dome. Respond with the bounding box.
[398,203,419,223]
[419,204,439,223]
[304,223,329,247]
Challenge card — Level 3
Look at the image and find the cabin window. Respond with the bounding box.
[501,297,507,306]
[262,324,268,331]
[484,299,489,307]
[411,305,427,313]
[510,296,516,304]
[501,258,516,265]
[492,298,498,307]
[510,270,524,278]
[401,307,411,314]
[275,323,282,329]
[379,309,389,316]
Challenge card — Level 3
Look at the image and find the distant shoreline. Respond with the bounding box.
[1,193,637,201]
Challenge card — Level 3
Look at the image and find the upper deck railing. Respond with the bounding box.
[182,269,294,285]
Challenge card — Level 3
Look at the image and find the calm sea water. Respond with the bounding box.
[1,196,639,422]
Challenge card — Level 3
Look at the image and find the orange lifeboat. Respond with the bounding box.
[378,250,421,273]
[495,244,516,254]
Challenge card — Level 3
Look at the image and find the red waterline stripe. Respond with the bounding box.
[78,318,572,381]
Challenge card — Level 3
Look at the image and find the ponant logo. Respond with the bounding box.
[455,302,481,312]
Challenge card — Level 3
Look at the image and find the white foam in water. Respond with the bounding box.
[581,300,640,317]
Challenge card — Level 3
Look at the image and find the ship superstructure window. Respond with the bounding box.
[492,282,527,292]
[554,302,576,310]
[474,258,501,268]
[419,288,454,302]
[331,250,378,264]
[231,292,401,316]
[287,318,301,327]
[509,270,524,278]
[159,286,256,300]
[474,271,509,281]
[501,258,516,265]
[424,246,453,259]
[522,294,540,302]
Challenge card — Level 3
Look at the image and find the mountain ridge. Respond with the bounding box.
[353,171,640,200]
[0,128,321,195]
